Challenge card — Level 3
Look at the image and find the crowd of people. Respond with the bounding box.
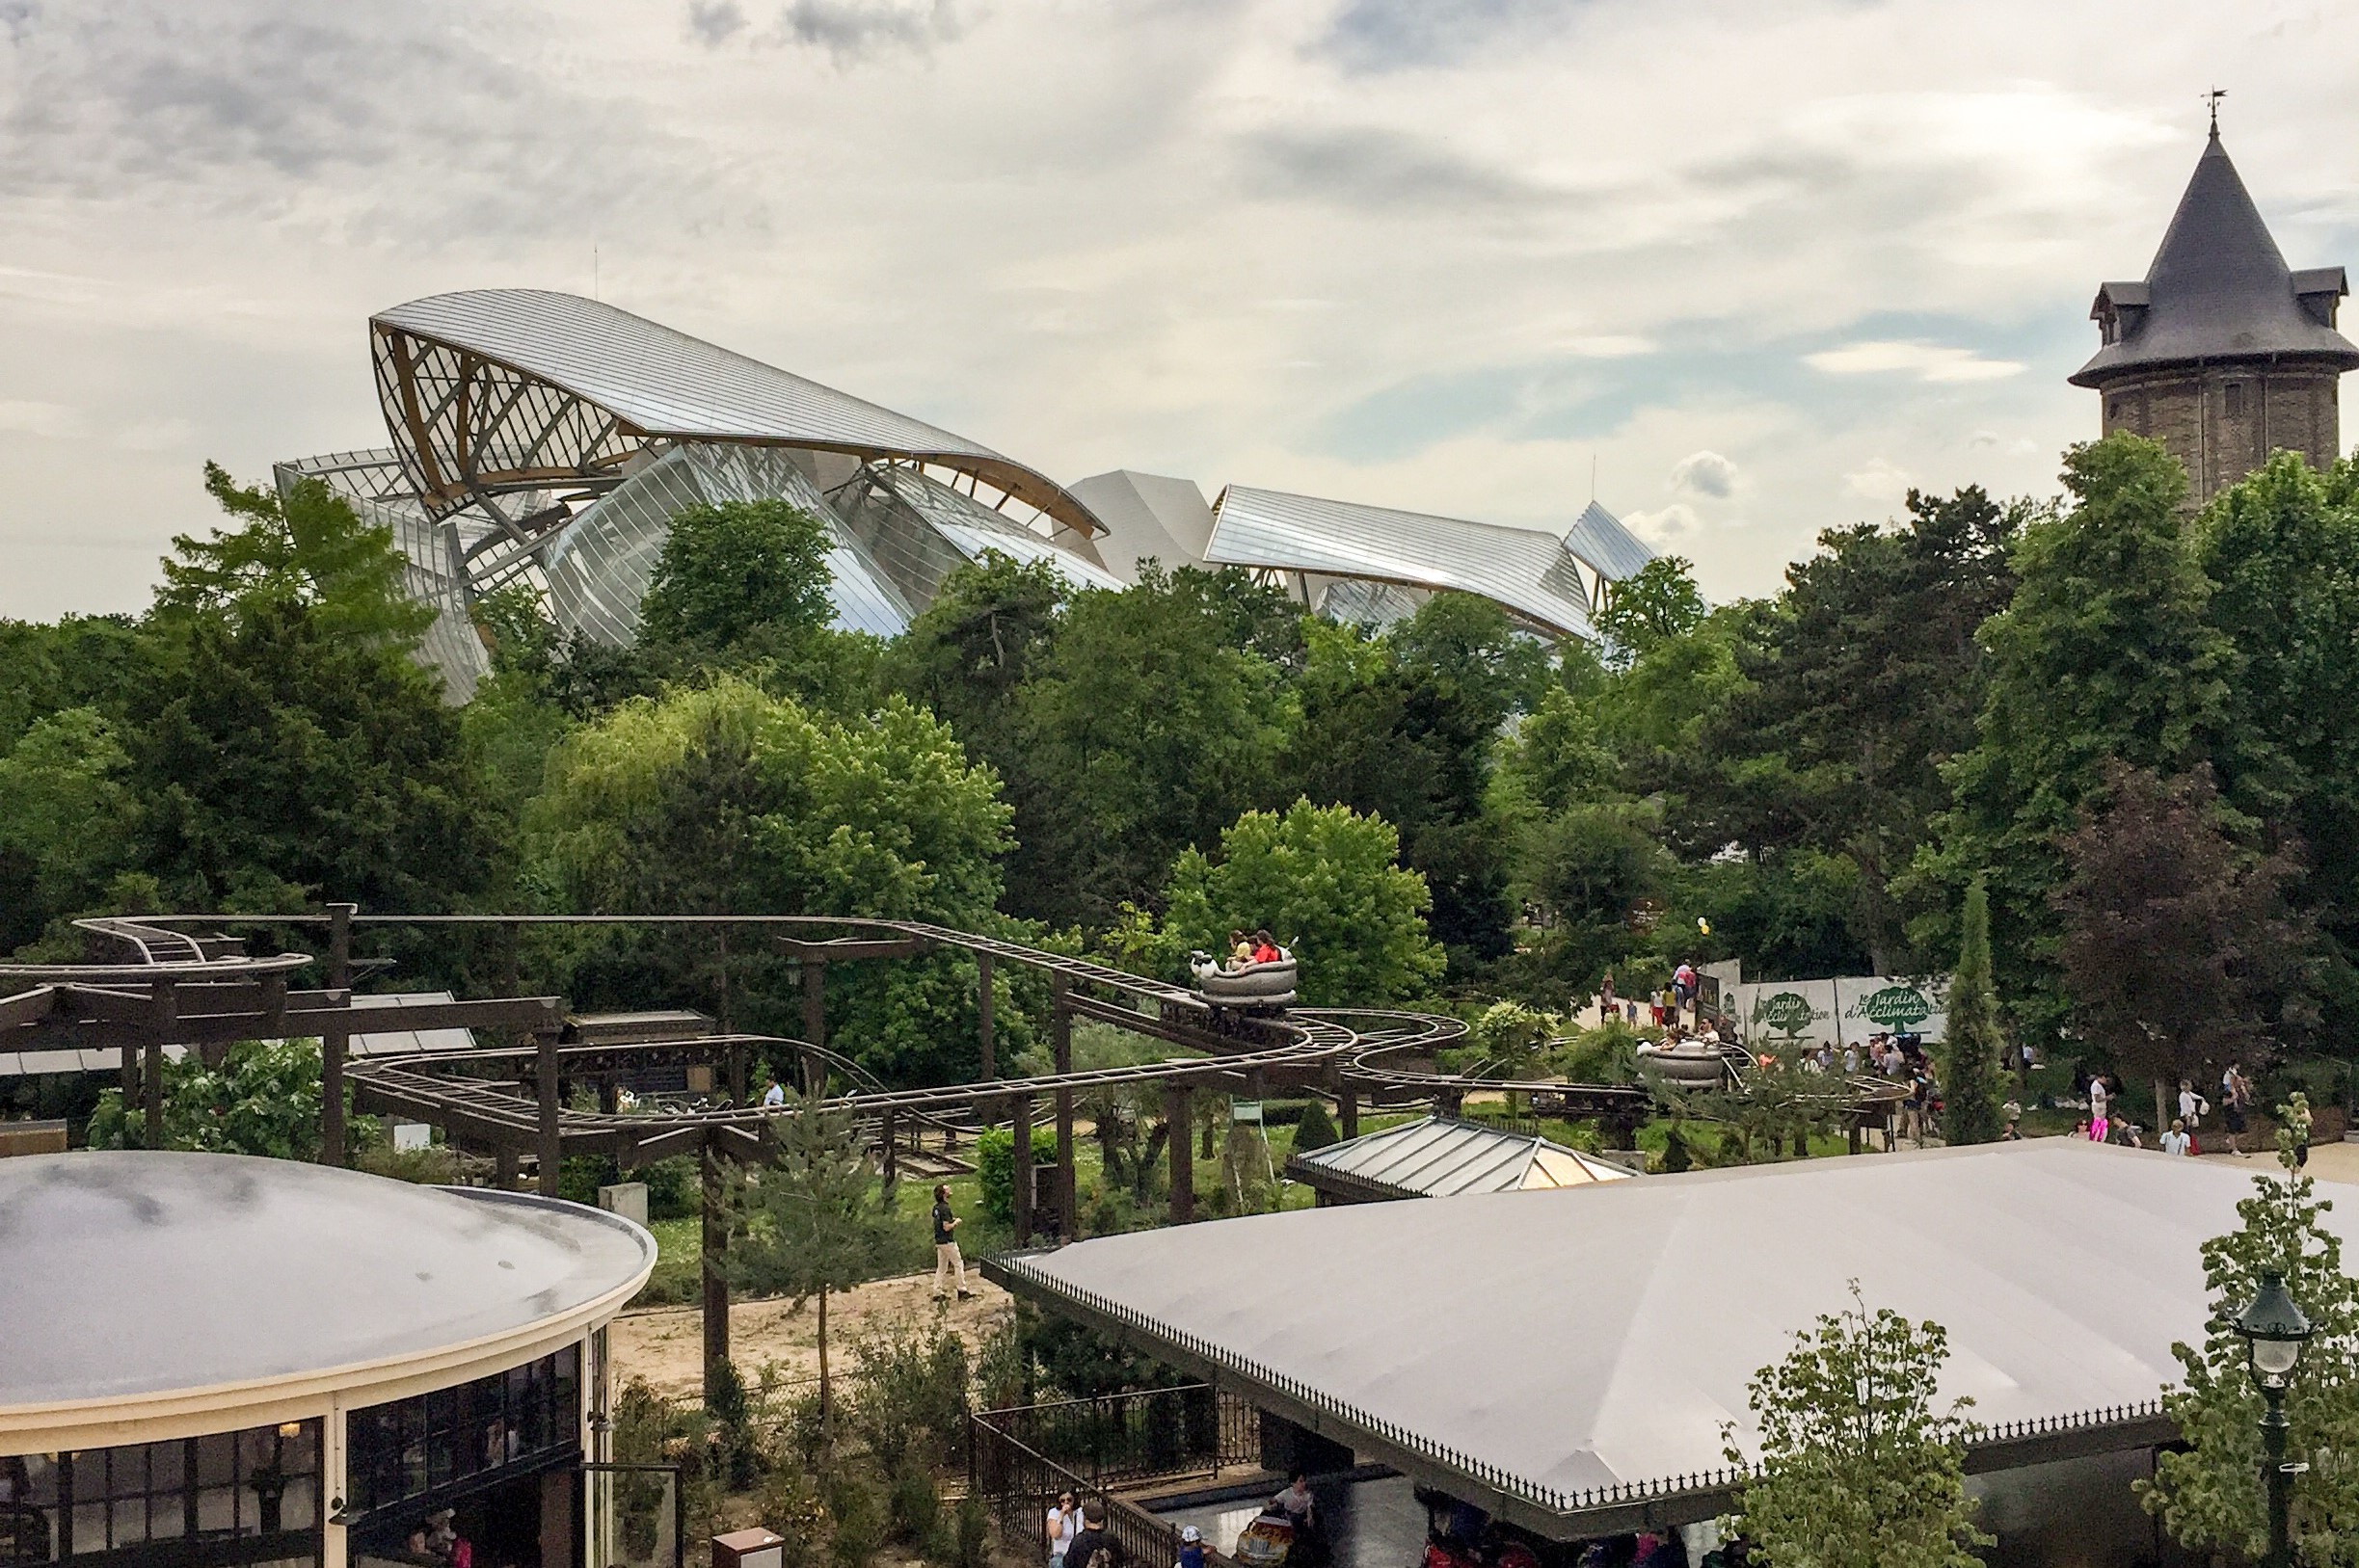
[2075,1064,2257,1157]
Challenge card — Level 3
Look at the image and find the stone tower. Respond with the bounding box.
[2071,127,2359,503]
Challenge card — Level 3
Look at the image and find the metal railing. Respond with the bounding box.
[971,1386,1258,1568]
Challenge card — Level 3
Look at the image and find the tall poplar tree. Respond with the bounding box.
[1937,878,2007,1145]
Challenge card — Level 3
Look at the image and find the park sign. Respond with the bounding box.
[1729,975,1948,1047]
[1734,979,1838,1050]
[1835,975,1949,1045]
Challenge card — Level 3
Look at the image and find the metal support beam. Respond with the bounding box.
[537,1029,562,1198]
[1166,1082,1193,1225]
[1051,977,1075,1239]
[702,1135,730,1391]
[1339,1083,1359,1141]
[496,1146,519,1190]
[321,902,355,1167]
[1012,1094,1034,1245]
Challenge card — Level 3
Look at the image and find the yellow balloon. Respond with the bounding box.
[1697,917,1711,935]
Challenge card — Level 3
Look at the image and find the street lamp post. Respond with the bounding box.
[2235,1270,2314,1568]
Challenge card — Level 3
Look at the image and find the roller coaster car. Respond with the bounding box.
[1635,1038,1726,1090]
[1189,950,1298,1010]
[1233,1512,1296,1568]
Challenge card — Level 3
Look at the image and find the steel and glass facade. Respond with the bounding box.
[278,289,1652,699]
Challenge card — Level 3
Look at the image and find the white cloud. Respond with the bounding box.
[1804,340,2027,383]
[1670,449,1738,498]
[0,0,2346,616]
[115,417,195,452]
[1625,502,1702,542]
[0,400,87,439]
[1844,458,1915,503]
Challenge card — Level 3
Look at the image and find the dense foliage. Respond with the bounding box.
[1727,1289,1988,1568]
[5,434,2357,1103]
[2144,1103,2359,1565]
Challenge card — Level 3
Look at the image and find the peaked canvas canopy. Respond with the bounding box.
[1286,1116,1634,1203]
[992,1140,2321,1535]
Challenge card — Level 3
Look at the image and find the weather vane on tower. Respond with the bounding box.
[2207,87,2226,135]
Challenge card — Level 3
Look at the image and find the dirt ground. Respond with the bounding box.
[612,1268,1014,1400]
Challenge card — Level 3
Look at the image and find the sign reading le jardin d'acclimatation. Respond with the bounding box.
[1730,975,1949,1049]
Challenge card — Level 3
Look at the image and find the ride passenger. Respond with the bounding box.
[1251,930,1281,965]
[1230,930,1255,967]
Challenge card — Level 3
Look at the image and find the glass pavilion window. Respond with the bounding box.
[0,1421,322,1568]
[345,1347,581,1515]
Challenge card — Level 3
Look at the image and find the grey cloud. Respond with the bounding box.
[1670,449,1738,498]
[1240,124,1540,213]
[686,0,749,44]
[0,0,743,236]
[774,0,963,59]
[2,1,38,45]
[1317,0,1581,72]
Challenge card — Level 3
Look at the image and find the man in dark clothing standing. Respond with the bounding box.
[1064,1501,1113,1568]
[931,1183,973,1302]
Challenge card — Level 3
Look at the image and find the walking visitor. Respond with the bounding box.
[2222,1064,2253,1156]
[1047,1492,1077,1568]
[932,1183,973,1301]
[2088,1074,2110,1142]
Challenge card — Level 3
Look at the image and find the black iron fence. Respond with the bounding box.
[970,1386,1258,1568]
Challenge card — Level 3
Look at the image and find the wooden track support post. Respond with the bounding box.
[1339,1083,1359,1141]
[143,981,175,1144]
[702,1133,731,1390]
[800,958,827,1097]
[1051,977,1075,1238]
[977,952,995,1080]
[320,902,356,1166]
[537,1027,562,1197]
[1166,1082,1194,1225]
[1012,1094,1034,1245]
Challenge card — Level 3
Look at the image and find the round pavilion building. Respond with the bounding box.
[0,1152,656,1568]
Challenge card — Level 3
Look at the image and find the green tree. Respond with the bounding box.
[1515,800,1673,1002]
[524,677,1017,1082]
[1163,799,1443,1006]
[1011,567,1296,927]
[1937,878,2007,1145]
[0,707,138,949]
[1915,435,2237,1034]
[1697,489,2022,971]
[2144,1102,2359,1566]
[637,499,836,654]
[128,597,496,911]
[1596,554,1708,663]
[723,1097,896,1443]
[162,465,435,647]
[88,1039,332,1157]
[1726,1286,1988,1568]
[2197,453,2359,1050]
[2053,763,2311,1131]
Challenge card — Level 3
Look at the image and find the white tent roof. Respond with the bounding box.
[1000,1140,2334,1514]
[1290,1116,1635,1198]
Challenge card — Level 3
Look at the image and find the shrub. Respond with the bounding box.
[355,1141,461,1184]
[941,1493,991,1568]
[975,1126,1058,1222]
[887,1455,939,1544]
[756,1469,823,1568]
[1292,1102,1340,1153]
[847,1317,970,1471]
[644,1155,703,1219]
[824,1470,888,1568]
[1557,1018,1644,1085]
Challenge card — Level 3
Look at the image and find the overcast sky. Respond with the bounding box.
[3,0,2356,619]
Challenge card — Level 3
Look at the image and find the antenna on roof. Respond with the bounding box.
[593,242,601,302]
[2206,87,2226,136]
[1590,454,1597,505]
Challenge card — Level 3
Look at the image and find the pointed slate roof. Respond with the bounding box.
[2072,131,2359,385]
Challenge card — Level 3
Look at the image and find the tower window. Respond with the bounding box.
[2225,383,2246,418]
[2108,399,2125,422]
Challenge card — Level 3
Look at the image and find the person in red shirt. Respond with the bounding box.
[1250,930,1281,964]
